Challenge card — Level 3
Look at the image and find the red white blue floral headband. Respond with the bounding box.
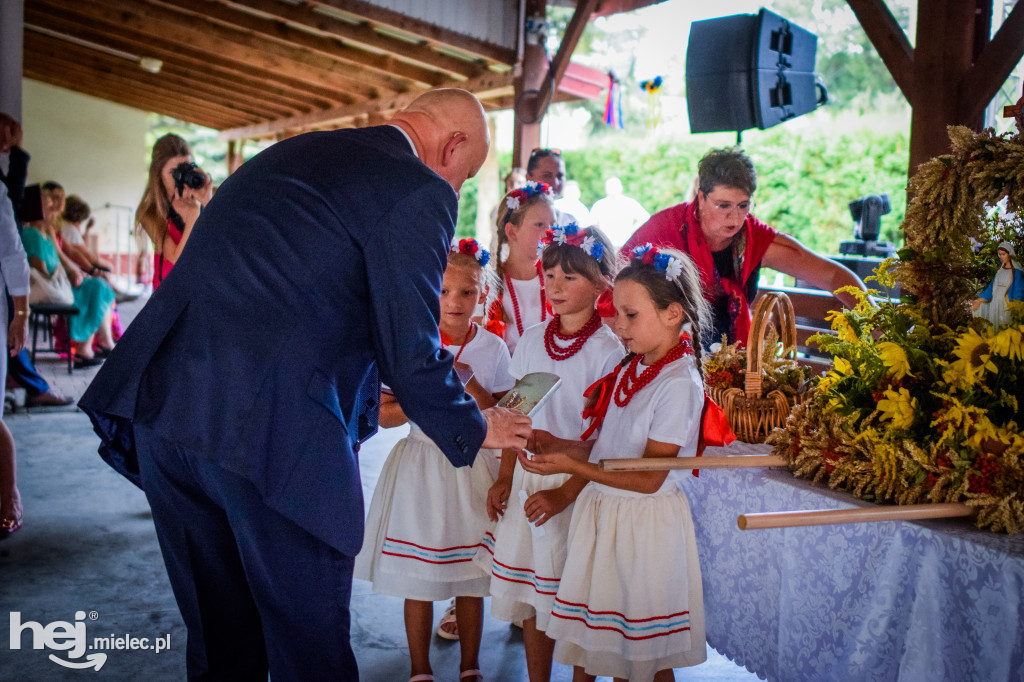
[541,222,605,262]
[451,238,490,267]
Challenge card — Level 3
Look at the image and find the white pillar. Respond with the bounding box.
[0,0,24,120]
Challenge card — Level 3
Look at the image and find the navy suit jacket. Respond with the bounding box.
[80,126,487,555]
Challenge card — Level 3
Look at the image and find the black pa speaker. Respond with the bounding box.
[686,9,822,134]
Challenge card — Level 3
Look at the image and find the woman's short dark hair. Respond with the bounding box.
[63,194,90,224]
[527,149,563,174]
[697,148,757,196]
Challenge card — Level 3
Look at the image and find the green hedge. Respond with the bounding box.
[458,127,909,255]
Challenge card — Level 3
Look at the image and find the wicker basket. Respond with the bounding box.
[707,292,805,443]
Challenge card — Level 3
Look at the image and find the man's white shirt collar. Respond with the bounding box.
[388,125,418,159]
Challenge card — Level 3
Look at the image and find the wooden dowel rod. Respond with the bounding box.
[599,455,787,471]
[737,503,975,530]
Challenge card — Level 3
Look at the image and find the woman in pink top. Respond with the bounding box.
[136,134,212,289]
[622,148,866,345]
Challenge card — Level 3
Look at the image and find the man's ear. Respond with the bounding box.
[442,132,468,166]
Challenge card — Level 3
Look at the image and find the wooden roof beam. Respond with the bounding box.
[23,68,243,130]
[25,32,304,120]
[958,0,1024,123]
[310,0,517,64]
[533,0,600,122]
[227,0,487,80]
[24,7,346,110]
[155,0,447,88]
[25,50,264,126]
[846,0,914,100]
[218,71,515,141]
[39,0,383,101]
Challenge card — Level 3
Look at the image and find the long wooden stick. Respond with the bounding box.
[737,503,975,530]
[599,455,787,471]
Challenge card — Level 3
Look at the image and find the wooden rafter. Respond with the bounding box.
[152,0,447,89]
[533,0,600,121]
[24,6,345,111]
[225,0,488,80]
[845,0,914,99]
[958,0,1024,123]
[40,0,384,101]
[310,0,517,64]
[25,32,300,121]
[218,71,516,141]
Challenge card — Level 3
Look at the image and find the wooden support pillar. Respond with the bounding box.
[850,0,1024,177]
[0,0,24,118]
[512,0,546,172]
[226,139,244,175]
[908,0,977,174]
[475,115,500,249]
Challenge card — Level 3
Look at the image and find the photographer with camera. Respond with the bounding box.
[136,134,212,289]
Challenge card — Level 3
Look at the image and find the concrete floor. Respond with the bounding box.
[1,296,760,681]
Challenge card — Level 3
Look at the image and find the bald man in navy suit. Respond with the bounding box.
[80,89,531,681]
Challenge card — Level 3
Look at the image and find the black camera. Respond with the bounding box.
[171,161,206,197]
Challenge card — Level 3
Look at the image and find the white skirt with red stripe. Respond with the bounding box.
[548,482,707,679]
[354,425,497,601]
[473,463,574,630]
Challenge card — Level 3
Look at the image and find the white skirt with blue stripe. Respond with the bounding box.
[548,482,707,678]
[354,424,497,601]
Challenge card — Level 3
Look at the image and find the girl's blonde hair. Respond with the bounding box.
[493,185,555,297]
[136,134,190,254]
[616,246,712,377]
[448,241,498,312]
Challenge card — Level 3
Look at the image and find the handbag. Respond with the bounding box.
[29,264,75,306]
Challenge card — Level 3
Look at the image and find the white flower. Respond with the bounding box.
[554,228,567,245]
[536,240,545,257]
[506,195,520,210]
[581,235,596,254]
[665,257,682,280]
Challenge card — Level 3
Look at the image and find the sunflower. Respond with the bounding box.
[948,327,998,384]
[877,387,918,430]
[876,341,914,379]
[990,326,1024,362]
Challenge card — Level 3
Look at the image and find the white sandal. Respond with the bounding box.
[409,675,434,682]
[435,601,459,641]
[459,670,483,681]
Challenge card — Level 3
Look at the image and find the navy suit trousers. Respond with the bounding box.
[135,424,359,681]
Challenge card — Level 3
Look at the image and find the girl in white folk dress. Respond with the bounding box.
[519,245,725,682]
[476,224,624,682]
[355,240,514,682]
[485,182,557,355]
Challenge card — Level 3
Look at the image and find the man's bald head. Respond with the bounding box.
[390,89,489,194]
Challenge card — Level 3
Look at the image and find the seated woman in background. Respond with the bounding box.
[21,185,115,368]
[136,134,211,289]
[60,194,119,288]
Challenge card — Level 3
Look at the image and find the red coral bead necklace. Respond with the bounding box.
[544,310,602,361]
[614,336,693,407]
[440,322,476,364]
[504,260,547,337]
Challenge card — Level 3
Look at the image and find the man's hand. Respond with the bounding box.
[481,406,531,450]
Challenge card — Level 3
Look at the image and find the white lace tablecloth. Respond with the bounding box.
[677,442,1024,682]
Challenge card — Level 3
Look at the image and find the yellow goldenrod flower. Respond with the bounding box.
[876,342,914,379]
[877,387,917,430]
